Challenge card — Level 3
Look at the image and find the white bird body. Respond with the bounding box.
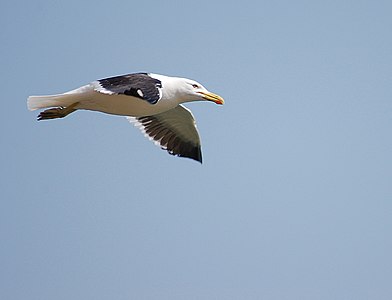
[28,73,224,163]
[29,74,192,117]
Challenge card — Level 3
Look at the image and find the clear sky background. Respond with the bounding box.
[1,1,391,299]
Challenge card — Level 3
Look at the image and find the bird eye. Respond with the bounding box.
[192,84,199,88]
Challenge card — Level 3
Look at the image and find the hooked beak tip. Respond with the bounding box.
[199,91,224,105]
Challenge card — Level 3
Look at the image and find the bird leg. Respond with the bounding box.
[37,102,79,121]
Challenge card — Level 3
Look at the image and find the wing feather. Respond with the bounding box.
[93,73,162,104]
[127,105,202,163]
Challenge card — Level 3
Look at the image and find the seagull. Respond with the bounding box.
[27,73,224,163]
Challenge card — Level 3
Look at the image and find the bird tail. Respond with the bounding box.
[27,94,72,111]
[27,84,92,111]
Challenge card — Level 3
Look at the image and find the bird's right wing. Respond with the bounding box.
[93,73,162,104]
[127,105,202,163]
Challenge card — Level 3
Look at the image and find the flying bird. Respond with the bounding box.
[27,73,224,163]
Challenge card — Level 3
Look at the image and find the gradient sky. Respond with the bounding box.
[1,1,392,299]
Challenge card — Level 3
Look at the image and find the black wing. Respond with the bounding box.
[127,105,202,163]
[96,73,162,104]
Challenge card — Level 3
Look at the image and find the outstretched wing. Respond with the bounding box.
[93,73,162,104]
[127,105,202,163]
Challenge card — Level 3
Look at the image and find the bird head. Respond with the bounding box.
[179,78,224,105]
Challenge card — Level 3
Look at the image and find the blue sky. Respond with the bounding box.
[1,1,392,299]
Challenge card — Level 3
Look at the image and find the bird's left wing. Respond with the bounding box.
[127,105,202,163]
[93,73,162,104]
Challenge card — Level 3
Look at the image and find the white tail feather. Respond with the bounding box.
[27,84,94,111]
[27,94,70,111]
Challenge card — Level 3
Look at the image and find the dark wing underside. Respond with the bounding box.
[127,105,202,163]
[96,73,162,104]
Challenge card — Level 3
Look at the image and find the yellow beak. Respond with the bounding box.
[198,91,224,105]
